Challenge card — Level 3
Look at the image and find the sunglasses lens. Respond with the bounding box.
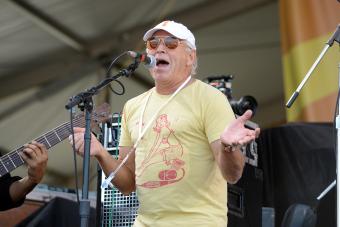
[147,36,179,49]
[165,37,179,49]
[147,38,159,49]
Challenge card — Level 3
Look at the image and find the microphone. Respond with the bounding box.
[128,51,156,68]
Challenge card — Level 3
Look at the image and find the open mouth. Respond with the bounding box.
[156,59,170,67]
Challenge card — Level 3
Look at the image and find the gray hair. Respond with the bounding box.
[185,41,198,76]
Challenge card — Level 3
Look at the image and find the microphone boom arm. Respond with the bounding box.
[65,59,140,110]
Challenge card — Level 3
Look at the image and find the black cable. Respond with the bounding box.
[108,79,125,95]
[105,52,127,75]
[70,109,80,203]
[105,52,128,96]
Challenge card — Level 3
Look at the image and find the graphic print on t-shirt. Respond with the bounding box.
[137,114,185,188]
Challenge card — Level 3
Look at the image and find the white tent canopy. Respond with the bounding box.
[0,0,283,188]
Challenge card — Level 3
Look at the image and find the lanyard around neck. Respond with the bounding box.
[136,76,192,148]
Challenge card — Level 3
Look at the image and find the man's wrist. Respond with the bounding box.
[25,176,39,187]
[95,147,110,161]
[222,143,237,153]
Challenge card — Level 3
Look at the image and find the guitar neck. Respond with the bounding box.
[0,118,84,177]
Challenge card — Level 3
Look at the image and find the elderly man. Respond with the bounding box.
[0,141,48,211]
[70,21,259,226]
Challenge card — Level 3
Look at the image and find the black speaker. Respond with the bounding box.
[17,197,96,227]
[97,116,139,227]
[228,164,263,227]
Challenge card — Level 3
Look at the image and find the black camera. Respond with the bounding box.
[204,75,258,116]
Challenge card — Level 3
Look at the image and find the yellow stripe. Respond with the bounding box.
[283,32,340,121]
[280,0,340,53]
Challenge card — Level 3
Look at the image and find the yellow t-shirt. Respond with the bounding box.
[119,79,235,227]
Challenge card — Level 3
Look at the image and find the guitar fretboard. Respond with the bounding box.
[0,117,84,177]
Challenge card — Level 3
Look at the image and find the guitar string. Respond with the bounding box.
[0,119,78,174]
[0,114,95,175]
[0,117,84,174]
[40,115,85,146]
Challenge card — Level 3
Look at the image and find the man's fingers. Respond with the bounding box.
[238,135,255,146]
[69,133,82,144]
[238,110,253,123]
[20,150,34,166]
[29,141,47,156]
[69,131,84,142]
[255,128,261,138]
[73,127,85,133]
[77,143,85,156]
[72,135,85,155]
[68,131,86,157]
[20,151,29,161]
[33,141,47,151]
[75,139,82,151]
[23,144,38,158]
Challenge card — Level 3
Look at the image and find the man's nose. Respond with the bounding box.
[156,40,167,52]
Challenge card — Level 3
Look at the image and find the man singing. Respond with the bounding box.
[70,21,259,226]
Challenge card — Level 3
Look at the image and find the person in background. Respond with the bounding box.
[0,141,48,211]
[70,20,260,226]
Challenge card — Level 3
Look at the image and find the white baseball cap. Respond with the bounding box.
[143,20,196,50]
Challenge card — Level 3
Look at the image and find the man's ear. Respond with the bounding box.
[186,50,196,67]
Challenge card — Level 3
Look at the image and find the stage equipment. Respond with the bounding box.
[281,204,316,227]
[204,75,258,116]
[258,123,336,226]
[16,197,96,227]
[204,76,262,226]
[204,75,259,167]
[0,185,97,226]
[97,115,139,227]
[228,164,263,227]
[285,24,340,227]
[227,120,262,227]
[26,184,97,207]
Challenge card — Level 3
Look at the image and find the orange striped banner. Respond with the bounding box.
[280,0,340,121]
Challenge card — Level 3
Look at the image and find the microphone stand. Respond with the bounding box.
[65,59,141,227]
[286,24,340,227]
[286,25,340,107]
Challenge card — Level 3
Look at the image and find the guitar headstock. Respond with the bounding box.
[91,103,112,134]
[71,103,112,132]
[92,103,112,124]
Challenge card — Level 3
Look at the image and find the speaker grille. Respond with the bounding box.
[101,187,138,226]
[99,115,139,226]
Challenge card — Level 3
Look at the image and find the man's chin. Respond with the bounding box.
[151,71,171,81]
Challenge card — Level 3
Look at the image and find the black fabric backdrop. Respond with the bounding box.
[258,122,336,227]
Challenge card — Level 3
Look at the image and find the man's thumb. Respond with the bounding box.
[239,110,253,122]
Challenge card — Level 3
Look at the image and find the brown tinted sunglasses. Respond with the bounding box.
[146,36,182,50]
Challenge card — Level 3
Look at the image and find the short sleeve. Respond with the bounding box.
[119,104,133,147]
[203,88,235,143]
